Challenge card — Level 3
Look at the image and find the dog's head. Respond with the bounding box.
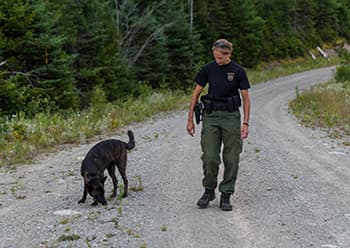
[85,174,108,205]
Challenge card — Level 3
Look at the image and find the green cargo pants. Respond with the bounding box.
[200,110,242,194]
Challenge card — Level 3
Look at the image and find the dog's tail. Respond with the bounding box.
[125,130,135,150]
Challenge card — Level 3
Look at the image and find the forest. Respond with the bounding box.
[1,0,350,116]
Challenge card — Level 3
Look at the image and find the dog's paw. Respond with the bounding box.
[91,201,98,206]
[122,192,128,198]
[110,193,116,198]
[78,199,85,204]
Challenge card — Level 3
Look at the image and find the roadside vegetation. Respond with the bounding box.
[0,87,188,166]
[248,55,341,84]
[1,0,350,166]
[0,56,340,166]
[289,49,350,143]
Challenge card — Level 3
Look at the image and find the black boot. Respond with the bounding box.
[197,188,215,208]
[220,193,232,211]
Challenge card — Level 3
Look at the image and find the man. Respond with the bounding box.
[186,39,250,211]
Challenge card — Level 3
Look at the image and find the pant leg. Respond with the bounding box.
[218,111,242,194]
[201,111,222,190]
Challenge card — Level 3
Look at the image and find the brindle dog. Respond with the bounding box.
[78,130,135,206]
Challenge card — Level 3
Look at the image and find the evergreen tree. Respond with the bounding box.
[337,0,350,39]
[156,1,200,89]
[116,0,169,88]
[193,0,227,61]
[117,0,197,89]
[49,0,134,105]
[192,0,263,67]
[293,0,319,47]
[254,0,300,59]
[0,0,78,116]
[220,0,264,67]
[315,0,341,42]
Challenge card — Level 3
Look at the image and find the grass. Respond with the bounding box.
[59,218,70,225]
[115,223,141,238]
[130,175,144,192]
[289,81,350,139]
[247,56,340,84]
[0,54,342,166]
[57,234,80,242]
[10,183,26,199]
[0,89,188,166]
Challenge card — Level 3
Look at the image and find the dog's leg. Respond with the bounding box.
[78,183,88,204]
[107,164,118,198]
[117,157,128,198]
[91,199,98,206]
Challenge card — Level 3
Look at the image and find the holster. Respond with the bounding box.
[194,101,203,125]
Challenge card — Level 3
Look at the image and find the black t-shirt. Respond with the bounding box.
[194,61,250,99]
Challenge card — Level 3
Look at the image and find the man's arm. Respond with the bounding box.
[240,89,250,139]
[187,84,203,136]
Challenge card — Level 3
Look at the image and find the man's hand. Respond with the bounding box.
[187,84,203,137]
[241,125,249,139]
[187,120,195,136]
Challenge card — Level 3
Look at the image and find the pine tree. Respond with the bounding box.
[193,0,227,61]
[315,0,341,42]
[48,0,134,105]
[192,0,264,67]
[156,1,200,89]
[220,0,264,67]
[337,0,350,40]
[0,0,78,115]
[293,0,319,47]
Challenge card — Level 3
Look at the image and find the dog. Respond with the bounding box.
[78,130,135,206]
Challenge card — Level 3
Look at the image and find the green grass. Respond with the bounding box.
[57,234,80,242]
[59,218,70,225]
[248,56,340,84]
[0,55,342,166]
[289,81,350,138]
[0,89,188,166]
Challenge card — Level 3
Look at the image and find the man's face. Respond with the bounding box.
[213,49,231,66]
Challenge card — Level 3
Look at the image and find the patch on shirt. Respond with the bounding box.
[227,72,235,82]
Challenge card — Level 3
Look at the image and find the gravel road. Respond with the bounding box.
[0,66,349,248]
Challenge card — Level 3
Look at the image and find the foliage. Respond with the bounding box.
[47,0,134,105]
[289,48,350,138]
[289,84,350,133]
[1,0,350,132]
[193,0,264,67]
[0,57,341,166]
[253,0,350,60]
[0,0,78,115]
[335,48,350,86]
[0,88,188,166]
[116,1,198,89]
[248,56,340,85]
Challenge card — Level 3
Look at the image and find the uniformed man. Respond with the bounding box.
[186,39,251,211]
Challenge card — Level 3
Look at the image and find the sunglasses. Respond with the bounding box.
[213,41,230,49]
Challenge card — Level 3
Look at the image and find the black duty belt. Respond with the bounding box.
[200,95,241,114]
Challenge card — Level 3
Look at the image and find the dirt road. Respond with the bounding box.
[0,66,349,248]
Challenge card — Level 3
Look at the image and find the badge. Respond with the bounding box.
[227,72,235,82]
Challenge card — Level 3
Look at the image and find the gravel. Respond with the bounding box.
[0,66,349,248]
